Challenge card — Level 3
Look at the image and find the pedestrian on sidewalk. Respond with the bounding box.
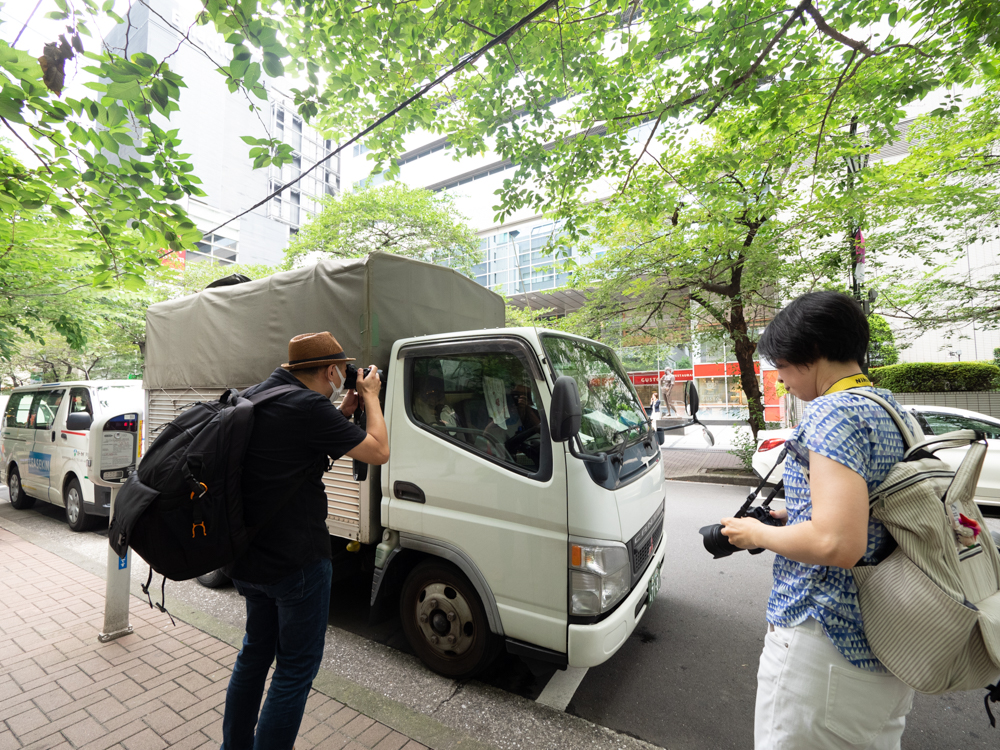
[718,292,919,749]
[220,332,390,750]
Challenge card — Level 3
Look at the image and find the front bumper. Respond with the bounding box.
[567,535,666,668]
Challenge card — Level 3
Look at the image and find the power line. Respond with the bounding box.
[13,0,44,47]
[203,0,558,236]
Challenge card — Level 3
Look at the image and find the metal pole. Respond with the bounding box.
[99,486,133,642]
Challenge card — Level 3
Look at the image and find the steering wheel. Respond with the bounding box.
[504,423,541,455]
[477,425,514,462]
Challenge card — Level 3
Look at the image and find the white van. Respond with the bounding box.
[1,380,144,531]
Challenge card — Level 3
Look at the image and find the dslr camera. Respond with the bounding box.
[344,363,384,390]
[699,503,784,559]
[699,447,786,559]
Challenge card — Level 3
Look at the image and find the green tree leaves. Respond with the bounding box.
[284,182,482,275]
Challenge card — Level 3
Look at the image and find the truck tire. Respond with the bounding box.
[400,560,500,679]
[64,478,93,532]
[8,467,35,510]
[195,569,232,588]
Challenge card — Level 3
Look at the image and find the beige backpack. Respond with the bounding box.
[850,391,1000,723]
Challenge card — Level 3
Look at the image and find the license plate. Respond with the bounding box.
[647,559,663,605]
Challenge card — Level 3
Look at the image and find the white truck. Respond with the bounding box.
[142,252,672,677]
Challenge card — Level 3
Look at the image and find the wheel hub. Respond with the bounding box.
[66,489,80,523]
[415,582,475,657]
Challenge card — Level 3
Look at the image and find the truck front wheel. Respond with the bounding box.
[400,560,500,678]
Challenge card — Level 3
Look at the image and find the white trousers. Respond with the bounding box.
[755,618,915,750]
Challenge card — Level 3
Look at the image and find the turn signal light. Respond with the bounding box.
[757,438,786,453]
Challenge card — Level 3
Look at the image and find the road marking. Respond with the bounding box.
[535,666,589,711]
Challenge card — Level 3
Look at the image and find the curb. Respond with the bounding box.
[0,511,499,750]
[667,472,760,487]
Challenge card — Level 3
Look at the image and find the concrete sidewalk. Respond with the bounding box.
[0,525,446,750]
[660,448,758,487]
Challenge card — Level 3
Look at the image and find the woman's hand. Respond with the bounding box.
[719,516,763,550]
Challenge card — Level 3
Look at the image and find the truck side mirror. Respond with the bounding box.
[549,376,582,442]
[685,382,700,417]
[66,412,93,431]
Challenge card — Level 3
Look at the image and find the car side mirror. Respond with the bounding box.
[66,412,93,431]
[549,376,582,442]
[684,382,700,417]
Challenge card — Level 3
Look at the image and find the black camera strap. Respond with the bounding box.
[736,448,786,518]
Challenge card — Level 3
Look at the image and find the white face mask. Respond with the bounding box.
[329,366,345,402]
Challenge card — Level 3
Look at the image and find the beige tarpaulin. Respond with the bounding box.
[144,252,504,389]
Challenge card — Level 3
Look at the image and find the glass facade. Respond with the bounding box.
[191,233,239,265]
[473,224,584,295]
[268,102,339,228]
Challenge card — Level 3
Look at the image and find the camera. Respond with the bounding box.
[344,363,383,390]
[700,448,786,559]
[699,505,784,559]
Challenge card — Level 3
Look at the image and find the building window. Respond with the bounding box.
[192,233,238,265]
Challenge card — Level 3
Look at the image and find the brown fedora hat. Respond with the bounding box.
[281,332,356,370]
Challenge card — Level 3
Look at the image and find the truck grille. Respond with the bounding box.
[629,504,664,578]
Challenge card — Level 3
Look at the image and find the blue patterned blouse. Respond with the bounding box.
[765,386,919,672]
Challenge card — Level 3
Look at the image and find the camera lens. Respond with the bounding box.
[344,363,358,390]
[698,523,741,559]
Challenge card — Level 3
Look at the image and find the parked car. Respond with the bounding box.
[752,404,1000,511]
[1,380,143,530]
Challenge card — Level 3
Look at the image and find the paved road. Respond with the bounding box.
[2,482,999,749]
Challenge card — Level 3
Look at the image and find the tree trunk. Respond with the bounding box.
[728,301,764,437]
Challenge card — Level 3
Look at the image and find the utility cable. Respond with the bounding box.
[204,0,558,236]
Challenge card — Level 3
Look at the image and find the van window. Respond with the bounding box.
[8,393,33,428]
[69,388,94,416]
[30,390,65,430]
[95,385,141,415]
[408,353,542,473]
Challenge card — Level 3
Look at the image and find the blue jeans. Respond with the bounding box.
[221,558,333,750]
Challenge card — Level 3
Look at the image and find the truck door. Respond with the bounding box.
[388,338,569,653]
[27,389,65,503]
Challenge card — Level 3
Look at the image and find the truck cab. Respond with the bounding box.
[375,328,666,676]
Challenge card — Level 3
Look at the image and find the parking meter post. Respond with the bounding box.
[99,485,133,642]
[88,412,141,643]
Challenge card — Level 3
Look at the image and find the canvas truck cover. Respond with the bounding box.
[144,252,504,389]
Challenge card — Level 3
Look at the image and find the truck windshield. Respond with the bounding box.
[541,334,647,453]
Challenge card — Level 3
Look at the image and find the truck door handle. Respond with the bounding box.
[51,431,56,442]
[394,481,425,504]
[60,433,67,440]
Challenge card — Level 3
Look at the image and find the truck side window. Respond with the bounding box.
[409,353,543,473]
[30,390,65,430]
[69,388,93,416]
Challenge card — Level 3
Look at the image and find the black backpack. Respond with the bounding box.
[109,385,300,590]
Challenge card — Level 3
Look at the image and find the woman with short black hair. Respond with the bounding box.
[721,290,918,749]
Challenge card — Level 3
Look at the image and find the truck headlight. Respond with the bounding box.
[569,540,630,616]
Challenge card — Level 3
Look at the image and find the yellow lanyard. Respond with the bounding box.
[824,373,872,395]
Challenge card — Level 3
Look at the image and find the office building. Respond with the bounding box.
[104,0,338,267]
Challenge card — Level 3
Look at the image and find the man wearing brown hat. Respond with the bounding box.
[220,332,389,750]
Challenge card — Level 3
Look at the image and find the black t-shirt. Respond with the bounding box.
[225,367,367,584]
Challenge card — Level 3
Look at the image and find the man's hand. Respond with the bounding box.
[356,364,381,402]
[340,389,359,418]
